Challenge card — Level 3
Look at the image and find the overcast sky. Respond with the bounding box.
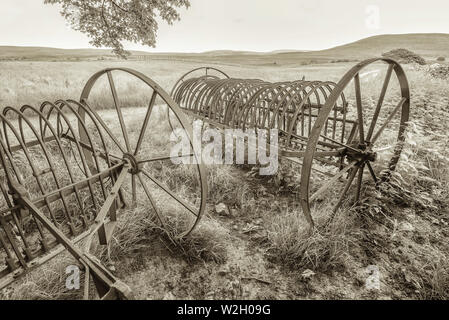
[0,0,448,52]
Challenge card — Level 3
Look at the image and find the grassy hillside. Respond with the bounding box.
[314,33,449,59]
[0,46,149,61]
[142,33,449,66]
[1,33,448,65]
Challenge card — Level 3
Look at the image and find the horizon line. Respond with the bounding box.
[1,32,448,55]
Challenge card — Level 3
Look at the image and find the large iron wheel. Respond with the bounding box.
[77,68,207,237]
[300,58,410,228]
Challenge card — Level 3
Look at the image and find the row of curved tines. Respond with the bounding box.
[0,99,117,280]
[172,76,349,150]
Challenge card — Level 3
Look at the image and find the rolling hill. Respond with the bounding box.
[0,46,149,60]
[0,33,448,65]
[305,33,449,58]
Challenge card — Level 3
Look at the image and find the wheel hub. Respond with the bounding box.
[123,153,142,174]
[345,144,377,163]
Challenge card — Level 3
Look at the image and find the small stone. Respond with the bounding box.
[215,203,229,216]
[230,208,239,217]
[399,221,415,232]
[301,269,316,279]
[107,264,116,272]
[218,266,229,276]
[431,217,440,225]
[205,291,215,300]
[163,292,176,300]
[153,162,163,171]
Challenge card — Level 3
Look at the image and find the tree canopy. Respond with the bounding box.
[44,0,190,57]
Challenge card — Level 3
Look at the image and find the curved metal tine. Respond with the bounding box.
[366,64,394,143]
[310,162,358,203]
[134,90,157,156]
[136,173,165,226]
[366,162,378,184]
[54,100,107,199]
[371,97,407,145]
[107,71,131,153]
[140,169,198,217]
[2,110,59,225]
[45,102,104,213]
[355,163,366,202]
[0,138,47,241]
[354,74,365,144]
[22,105,82,231]
[333,164,359,213]
[83,101,126,154]
[0,174,33,254]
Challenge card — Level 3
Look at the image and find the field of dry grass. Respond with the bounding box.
[0,58,448,300]
[0,59,354,109]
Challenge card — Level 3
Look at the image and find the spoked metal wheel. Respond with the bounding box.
[300,58,410,228]
[77,68,207,237]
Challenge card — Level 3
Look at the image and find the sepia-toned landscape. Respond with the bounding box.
[1,32,448,300]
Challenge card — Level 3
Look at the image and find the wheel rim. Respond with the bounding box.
[77,68,208,237]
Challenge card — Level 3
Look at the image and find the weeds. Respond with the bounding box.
[103,205,229,265]
[264,206,355,273]
[1,255,84,300]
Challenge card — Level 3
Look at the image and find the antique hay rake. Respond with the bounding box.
[0,68,206,299]
[170,58,410,228]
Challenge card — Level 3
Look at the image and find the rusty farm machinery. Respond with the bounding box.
[170,58,410,227]
[0,68,207,299]
[0,58,410,299]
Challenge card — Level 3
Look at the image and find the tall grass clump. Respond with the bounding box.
[264,207,357,273]
[0,255,84,300]
[102,205,229,265]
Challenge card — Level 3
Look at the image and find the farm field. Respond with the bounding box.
[0,55,449,300]
[0,59,355,109]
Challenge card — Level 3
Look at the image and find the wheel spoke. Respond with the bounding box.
[366,162,378,184]
[355,163,365,202]
[333,164,359,213]
[366,64,394,142]
[107,71,131,153]
[373,145,393,153]
[82,101,126,154]
[134,90,157,155]
[284,156,335,177]
[310,162,358,202]
[346,123,358,145]
[354,74,365,144]
[138,153,195,164]
[320,134,361,153]
[371,97,407,144]
[141,169,198,217]
[137,173,165,225]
